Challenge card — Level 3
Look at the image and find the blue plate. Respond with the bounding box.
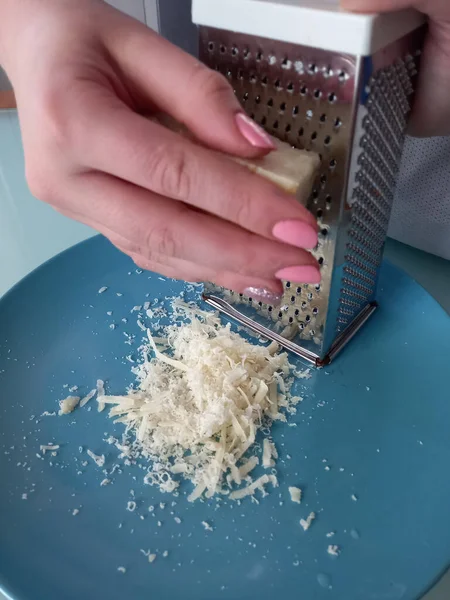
[1,235,449,600]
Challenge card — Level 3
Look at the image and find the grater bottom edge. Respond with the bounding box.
[202,294,378,368]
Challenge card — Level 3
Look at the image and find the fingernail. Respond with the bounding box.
[235,112,276,150]
[243,287,283,306]
[273,220,318,249]
[275,265,321,284]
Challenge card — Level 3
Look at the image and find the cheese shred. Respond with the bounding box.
[99,305,302,501]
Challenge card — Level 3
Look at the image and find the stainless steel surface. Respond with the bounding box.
[203,293,320,365]
[200,24,424,362]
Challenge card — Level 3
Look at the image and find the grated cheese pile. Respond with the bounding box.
[100,304,302,501]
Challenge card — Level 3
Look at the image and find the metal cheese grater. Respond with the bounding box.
[192,0,426,366]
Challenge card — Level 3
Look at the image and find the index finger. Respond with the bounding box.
[79,97,318,249]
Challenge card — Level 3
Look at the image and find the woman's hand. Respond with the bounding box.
[0,0,320,304]
[342,0,450,138]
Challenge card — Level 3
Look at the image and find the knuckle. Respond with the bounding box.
[143,224,179,260]
[229,189,255,229]
[26,165,57,203]
[148,144,192,200]
[189,66,231,102]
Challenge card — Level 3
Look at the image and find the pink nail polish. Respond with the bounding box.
[243,287,283,305]
[273,220,318,249]
[235,113,276,150]
[275,265,321,284]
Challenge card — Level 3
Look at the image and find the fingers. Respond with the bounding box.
[102,20,274,158]
[122,252,285,305]
[408,21,450,137]
[341,0,418,11]
[73,95,317,246]
[57,170,320,286]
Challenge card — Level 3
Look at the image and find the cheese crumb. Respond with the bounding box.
[40,444,60,455]
[300,512,316,531]
[117,566,126,574]
[148,553,157,563]
[58,395,80,415]
[288,486,302,504]
[72,509,80,516]
[87,449,105,467]
[202,521,213,532]
[327,545,340,557]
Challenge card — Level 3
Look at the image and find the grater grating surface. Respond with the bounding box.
[200,26,424,365]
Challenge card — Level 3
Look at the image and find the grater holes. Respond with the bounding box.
[329,159,337,170]
[296,287,302,293]
[293,105,299,116]
[260,116,267,126]
[279,102,287,113]
[313,89,322,99]
[320,174,327,185]
[220,44,226,54]
[328,92,337,103]
[324,135,331,146]
[294,309,300,316]
[286,282,291,288]
[325,194,332,208]
[285,124,291,134]
[321,228,328,237]
[311,131,318,141]
[273,120,279,129]
[207,42,215,52]
[256,50,263,62]
[267,98,274,107]
[282,57,291,69]
[312,189,319,201]
[334,117,343,128]
[237,68,244,80]
[243,48,250,59]
[300,85,308,96]
[298,127,305,137]
[255,95,261,104]
[306,109,314,120]
[308,63,318,75]
[317,208,323,218]
[338,70,347,82]
[231,46,238,56]
[287,82,294,93]
[242,92,249,102]
[318,257,324,266]
[249,73,257,84]
[275,79,283,90]
[261,75,268,86]
[319,114,327,123]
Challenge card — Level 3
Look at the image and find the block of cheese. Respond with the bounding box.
[233,139,320,198]
[151,113,320,200]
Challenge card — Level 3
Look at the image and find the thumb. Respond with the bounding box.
[341,0,417,10]
[105,18,274,157]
